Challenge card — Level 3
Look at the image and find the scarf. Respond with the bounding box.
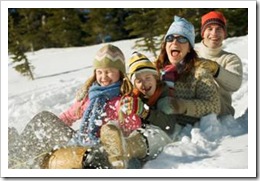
[77,81,121,146]
[161,64,180,89]
[133,82,163,107]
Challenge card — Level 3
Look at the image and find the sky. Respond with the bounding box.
[1,0,257,179]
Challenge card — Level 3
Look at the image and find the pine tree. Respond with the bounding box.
[8,12,34,80]
[125,8,162,58]
[45,9,83,47]
[81,8,114,44]
[217,8,248,37]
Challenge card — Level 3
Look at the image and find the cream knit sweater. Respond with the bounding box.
[196,41,243,116]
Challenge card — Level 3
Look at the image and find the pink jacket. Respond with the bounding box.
[59,96,142,136]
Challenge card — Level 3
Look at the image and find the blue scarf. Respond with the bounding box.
[77,81,121,146]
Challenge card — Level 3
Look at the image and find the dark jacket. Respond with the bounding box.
[140,83,176,135]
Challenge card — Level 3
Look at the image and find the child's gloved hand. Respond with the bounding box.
[121,96,149,119]
[157,97,187,115]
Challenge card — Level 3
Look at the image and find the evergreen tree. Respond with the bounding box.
[105,8,130,41]
[16,9,46,52]
[125,8,162,57]
[45,9,83,47]
[82,8,117,44]
[217,8,248,37]
[8,8,248,66]
[8,13,34,80]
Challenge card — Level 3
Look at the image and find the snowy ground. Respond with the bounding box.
[1,34,256,178]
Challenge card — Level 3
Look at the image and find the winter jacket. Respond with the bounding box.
[139,83,176,135]
[196,41,243,116]
[159,63,221,126]
[59,96,142,136]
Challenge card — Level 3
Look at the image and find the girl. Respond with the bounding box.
[59,44,140,146]
[42,44,142,169]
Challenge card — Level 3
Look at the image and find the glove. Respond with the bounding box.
[157,97,187,115]
[120,96,149,119]
[197,60,219,77]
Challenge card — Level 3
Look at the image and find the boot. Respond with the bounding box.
[41,146,89,169]
[82,146,112,169]
[100,123,147,169]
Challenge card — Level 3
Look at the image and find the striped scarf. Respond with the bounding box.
[77,81,121,146]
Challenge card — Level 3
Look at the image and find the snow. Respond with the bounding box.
[1,1,257,178]
[2,34,256,177]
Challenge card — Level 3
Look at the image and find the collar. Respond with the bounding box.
[200,40,223,58]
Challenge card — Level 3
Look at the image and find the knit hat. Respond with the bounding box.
[165,15,195,48]
[128,52,158,84]
[93,44,126,73]
[201,11,227,37]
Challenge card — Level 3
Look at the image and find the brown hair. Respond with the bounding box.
[155,41,198,78]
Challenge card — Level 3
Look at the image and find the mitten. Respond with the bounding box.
[197,60,219,77]
[170,98,187,115]
[157,97,175,114]
[157,97,187,115]
[121,96,149,119]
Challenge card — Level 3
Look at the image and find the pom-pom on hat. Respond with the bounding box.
[201,11,227,37]
[93,44,126,73]
[128,52,158,84]
[165,15,195,48]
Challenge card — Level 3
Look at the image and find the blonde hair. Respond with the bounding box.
[75,70,133,116]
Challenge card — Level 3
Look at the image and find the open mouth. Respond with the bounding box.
[144,86,151,92]
[142,86,152,94]
[210,37,220,42]
[171,50,180,57]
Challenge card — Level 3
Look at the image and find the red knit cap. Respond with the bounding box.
[201,11,227,37]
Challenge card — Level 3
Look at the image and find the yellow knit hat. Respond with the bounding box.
[128,52,158,83]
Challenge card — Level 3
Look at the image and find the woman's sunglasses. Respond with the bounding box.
[165,35,188,44]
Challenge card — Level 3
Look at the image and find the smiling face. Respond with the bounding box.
[203,24,225,49]
[134,72,157,98]
[166,35,191,65]
[95,67,120,87]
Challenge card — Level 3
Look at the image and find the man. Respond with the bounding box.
[196,11,243,117]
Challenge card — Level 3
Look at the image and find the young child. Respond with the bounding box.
[59,44,141,146]
[42,44,144,169]
[121,51,176,134]
[100,52,176,169]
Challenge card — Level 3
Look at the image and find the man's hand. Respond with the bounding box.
[197,60,220,77]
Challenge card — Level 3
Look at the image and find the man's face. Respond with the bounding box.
[203,24,225,49]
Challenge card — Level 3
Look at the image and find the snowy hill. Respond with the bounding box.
[2,35,256,177]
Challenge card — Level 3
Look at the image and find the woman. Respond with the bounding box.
[155,15,221,125]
